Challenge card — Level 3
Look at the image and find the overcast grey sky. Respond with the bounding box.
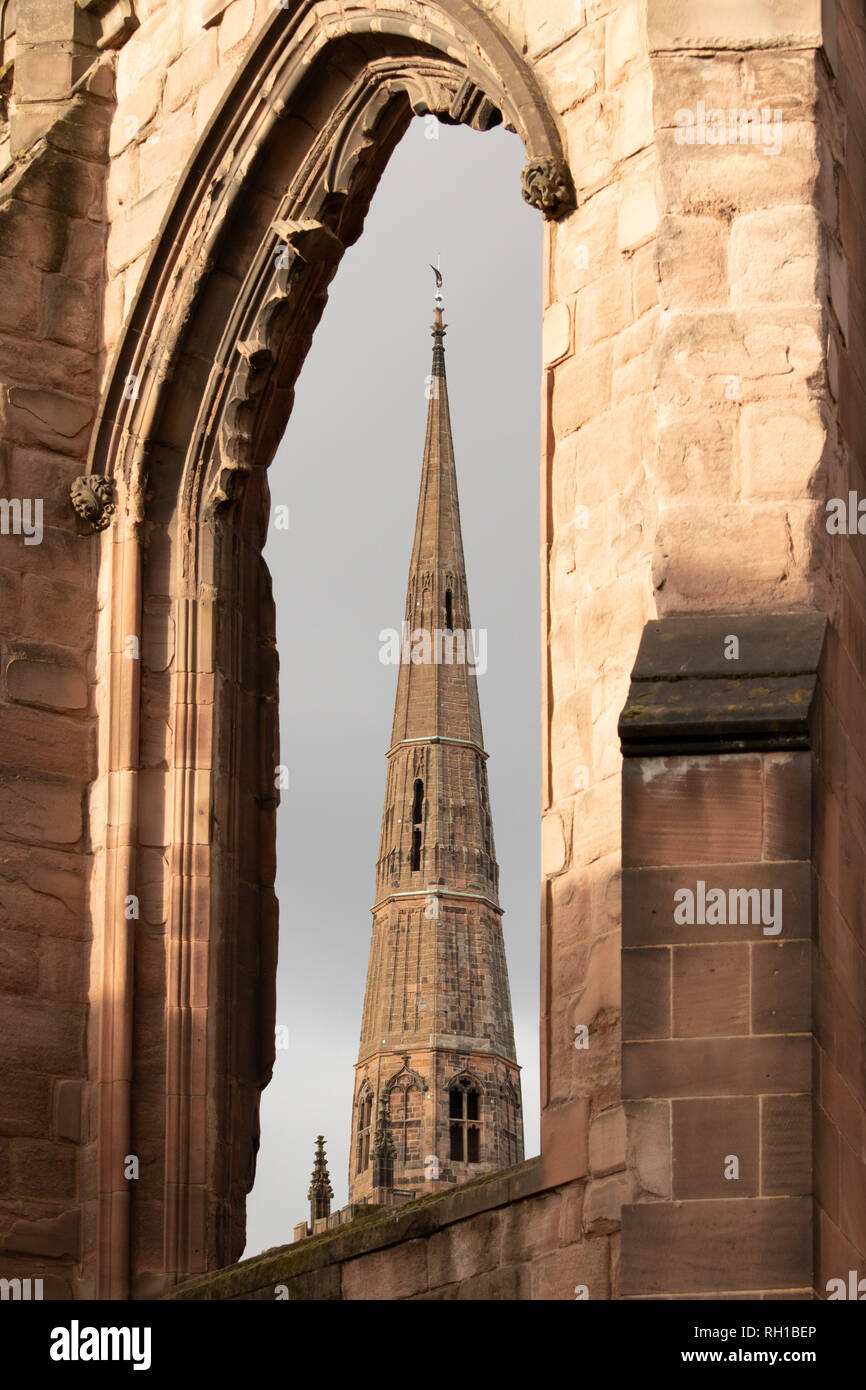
[246,115,542,1257]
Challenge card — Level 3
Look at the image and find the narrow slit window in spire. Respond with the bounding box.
[411,778,423,871]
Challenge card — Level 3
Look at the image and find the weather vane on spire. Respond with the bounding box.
[430,256,443,309]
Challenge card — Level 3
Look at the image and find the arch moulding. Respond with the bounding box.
[81,1,572,1299]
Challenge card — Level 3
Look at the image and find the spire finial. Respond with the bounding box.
[429,257,446,371]
[308,1134,333,1224]
[430,256,443,310]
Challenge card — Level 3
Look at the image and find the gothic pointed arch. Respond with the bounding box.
[384,1059,428,1095]
[385,1061,427,1168]
[443,1067,485,1095]
[354,1080,375,1175]
[83,0,568,1296]
[446,1071,484,1164]
[355,1077,376,1121]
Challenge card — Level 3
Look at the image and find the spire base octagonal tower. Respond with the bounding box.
[349,281,524,1203]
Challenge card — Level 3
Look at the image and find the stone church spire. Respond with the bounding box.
[349,274,523,1204]
[388,284,484,754]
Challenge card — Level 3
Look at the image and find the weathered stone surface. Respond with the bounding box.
[621,1196,812,1295]
[740,399,826,500]
[6,652,88,711]
[583,1171,634,1234]
[673,943,750,1037]
[427,1211,503,1286]
[0,773,83,846]
[15,149,101,220]
[3,1208,80,1259]
[500,1193,561,1264]
[618,173,658,251]
[524,0,586,58]
[542,811,568,875]
[218,0,256,57]
[625,1100,671,1199]
[0,997,85,1075]
[341,1239,428,1300]
[6,1141,77,1202]
[53,1079,82,1144]
[673,1097,759,1198]
[164,32,219,113]
[623,1035,812,1099]
[0,706,92,779]
[530,1237,611,1300]
[4,387,93,452]
[43,275,99,351]
[0,1072,52,1139]
[647,0,822,53]
[655,213,728,309]
[0,267,43,336]
[729,205,822,305]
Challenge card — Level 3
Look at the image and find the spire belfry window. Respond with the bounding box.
[356,1089,373,1173]
[410,778,423,871]
[445,588,453,632]
[449,1077,481,1162]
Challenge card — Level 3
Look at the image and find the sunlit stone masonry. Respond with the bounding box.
[0,0,864,1300]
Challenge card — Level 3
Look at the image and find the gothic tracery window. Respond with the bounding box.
[449,1076,481,1163]
[356,1087,373,1173]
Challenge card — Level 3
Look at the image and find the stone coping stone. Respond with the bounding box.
[619,612,827,755]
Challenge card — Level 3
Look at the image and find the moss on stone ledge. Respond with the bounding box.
[165,1156,543,1300]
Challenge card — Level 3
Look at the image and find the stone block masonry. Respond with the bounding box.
[619,613,825,1298]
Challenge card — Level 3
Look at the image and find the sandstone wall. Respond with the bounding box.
[0,18,110,1297]
[811,0,866,1288]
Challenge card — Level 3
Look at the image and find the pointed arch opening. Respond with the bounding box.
[355,1084,375,1174]
[85,0,569,1293]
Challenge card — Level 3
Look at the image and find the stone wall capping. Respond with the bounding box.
[166,1156,546,1299]
[619,612,828,755]
[646,0,823,54]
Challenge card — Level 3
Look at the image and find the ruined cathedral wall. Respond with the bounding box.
[0,7,112,1301]
[536,0,836,1292]
[0,0,279,1300]
[810,0,866,1292]
[174,0,863,1301]
[102,0,277,364]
